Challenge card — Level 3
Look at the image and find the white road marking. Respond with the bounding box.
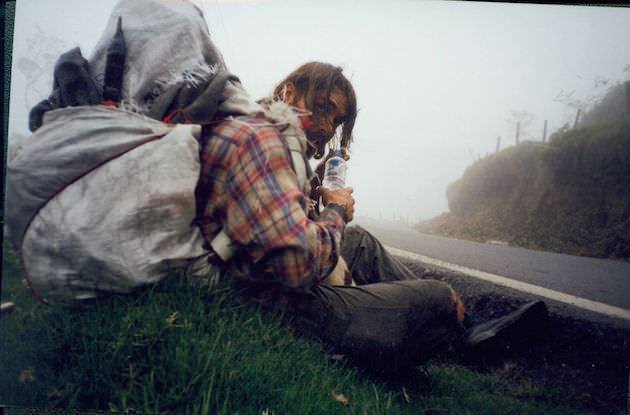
[386,245,630,322]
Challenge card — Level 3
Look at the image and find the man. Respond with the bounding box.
[194,61,465,372]
[14,0,541,373]
[195,62,547,373]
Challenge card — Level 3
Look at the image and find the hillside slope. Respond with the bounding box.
[417,116,630,259]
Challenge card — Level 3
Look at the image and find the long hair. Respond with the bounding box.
[273,62,357,151]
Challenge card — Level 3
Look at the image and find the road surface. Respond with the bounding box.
[355,217,630,320]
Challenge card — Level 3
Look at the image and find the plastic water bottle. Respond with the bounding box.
[322,149,347,190]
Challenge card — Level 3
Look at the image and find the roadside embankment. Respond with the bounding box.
[418,116,630,259]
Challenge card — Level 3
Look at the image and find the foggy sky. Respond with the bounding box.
[8,0,630,222]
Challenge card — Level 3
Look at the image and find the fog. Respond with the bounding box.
[8,0,630,222]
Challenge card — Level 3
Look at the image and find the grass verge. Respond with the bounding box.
[1,246,593,414]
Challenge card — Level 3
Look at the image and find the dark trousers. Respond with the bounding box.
[291,225,463,373]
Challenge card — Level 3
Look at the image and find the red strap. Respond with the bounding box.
[162,108,191,124]
[162,108,230,127]
[300,115,313,130]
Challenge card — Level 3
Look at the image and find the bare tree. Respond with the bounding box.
[554,77,609,128]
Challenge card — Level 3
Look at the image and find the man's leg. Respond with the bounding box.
[291,279,464,373]
[341,225,417,284]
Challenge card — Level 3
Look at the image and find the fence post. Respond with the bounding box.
[573,108,582,128]
[515,122,520,145]
[496,136,501,154]
[542,119,548,143]
[625,80,630,115]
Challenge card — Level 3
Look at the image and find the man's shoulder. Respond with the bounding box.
[213,116,280,138]
[211,116,289,152]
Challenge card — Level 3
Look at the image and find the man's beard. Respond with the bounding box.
[305,135,326,159]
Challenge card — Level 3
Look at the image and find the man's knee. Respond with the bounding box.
[343,225,379,246]
[404,279,464,327]
[340,225,372,256]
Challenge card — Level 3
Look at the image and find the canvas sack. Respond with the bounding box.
[6,105,212,303]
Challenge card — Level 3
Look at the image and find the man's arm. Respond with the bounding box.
[222,123,348,289]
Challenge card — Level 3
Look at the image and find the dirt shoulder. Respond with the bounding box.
[398,257,630,415]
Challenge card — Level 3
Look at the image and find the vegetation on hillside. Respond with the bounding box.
[418,114,630,259]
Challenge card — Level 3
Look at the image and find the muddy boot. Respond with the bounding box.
[463,300,548,358]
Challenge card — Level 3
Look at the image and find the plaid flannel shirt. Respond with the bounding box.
[195,116,346,290]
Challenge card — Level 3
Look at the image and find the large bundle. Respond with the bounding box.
[6,0,259,303]
[7,107,210,301]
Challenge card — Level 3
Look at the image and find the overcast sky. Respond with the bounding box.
[8,0,630,222]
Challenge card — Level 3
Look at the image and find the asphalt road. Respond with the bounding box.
[355,216,630,312]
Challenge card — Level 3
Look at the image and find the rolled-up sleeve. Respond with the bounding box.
[222,122,345,289]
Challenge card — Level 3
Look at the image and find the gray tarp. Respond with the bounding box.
[7,106,211,302]
[6,0,262,302]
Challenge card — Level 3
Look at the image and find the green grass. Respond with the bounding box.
[1,246,592,414]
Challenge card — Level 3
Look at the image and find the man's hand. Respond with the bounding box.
[318,186,355,222]
[314,148,350,182]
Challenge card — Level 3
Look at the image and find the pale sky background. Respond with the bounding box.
[8,0,630,222]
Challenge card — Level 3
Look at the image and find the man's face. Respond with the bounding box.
[293,88,348,158]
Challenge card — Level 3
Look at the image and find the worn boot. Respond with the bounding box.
[463,300,549,358]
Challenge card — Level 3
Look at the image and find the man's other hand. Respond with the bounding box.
[318,186,355,222]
